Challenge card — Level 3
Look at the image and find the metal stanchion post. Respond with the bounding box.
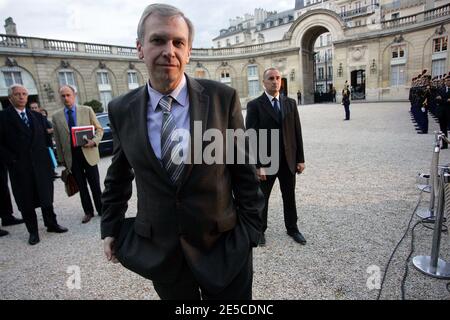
[413,165,450,279]
[417,132,441,218]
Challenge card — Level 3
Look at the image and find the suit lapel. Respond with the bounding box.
[132,86,172,185]
[260,93,280,124]
[7,107,31,137]
[179,76,209,187]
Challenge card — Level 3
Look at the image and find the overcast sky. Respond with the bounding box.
[0,0,294,48]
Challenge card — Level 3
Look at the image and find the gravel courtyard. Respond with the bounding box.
[1,101,450,300]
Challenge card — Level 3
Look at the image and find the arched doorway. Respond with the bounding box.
[288,9,346,104]
[0,65,39,109]
[350,69,366,100]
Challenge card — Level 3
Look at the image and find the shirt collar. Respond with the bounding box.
[14,107,27,116]
[64,105,76,113]
[265,91,280,102]
[147,74,188,111]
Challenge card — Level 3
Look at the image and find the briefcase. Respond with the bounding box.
[61,169,79,197]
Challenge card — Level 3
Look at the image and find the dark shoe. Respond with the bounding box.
[2,216,24,226]
[258,233,266,247]
[28,233,40,245]
[47,224,68,233]
[0,229,9,237]
[287,231,307,245]
[82,214,94,224]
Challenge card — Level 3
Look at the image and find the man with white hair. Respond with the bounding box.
[0,85,67,245]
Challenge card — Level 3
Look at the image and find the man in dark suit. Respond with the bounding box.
[436,76,450,149]
[0,158,24,238]
[0,85,67,245]
[101,4,263,300]
[246,68,306,246]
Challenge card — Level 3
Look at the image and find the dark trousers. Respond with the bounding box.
[0,162,13,219]
[71,148,102,215]
[344,103,350,120]
[22,205,57,234]
[260,158,299,234]
[439,116,448,148]
[153,250,253,300]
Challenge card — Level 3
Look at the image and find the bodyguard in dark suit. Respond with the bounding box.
[101,4,263,300]
[246,68,306,246]
[0,85,67,245]
[436,76,450,149]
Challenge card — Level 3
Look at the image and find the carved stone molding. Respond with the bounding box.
[60,60,70,68]
[5,57,18,67]
[435,25,446,35]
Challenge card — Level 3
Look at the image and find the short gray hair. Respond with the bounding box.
[59,85,77,95]
[7,84,28,97]
[137,3,194,46]
[263,68,281,80]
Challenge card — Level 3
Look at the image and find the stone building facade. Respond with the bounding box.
[0,0,449,115]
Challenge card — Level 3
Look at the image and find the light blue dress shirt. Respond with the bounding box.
[147,75,190,161]
[64,105,77,126]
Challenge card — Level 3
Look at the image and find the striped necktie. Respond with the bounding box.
[20,111,30,127]
[159,96,184,184]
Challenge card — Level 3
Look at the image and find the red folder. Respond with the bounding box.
[71,126,94,147]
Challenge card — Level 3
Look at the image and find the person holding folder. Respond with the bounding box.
[52,85,104,224]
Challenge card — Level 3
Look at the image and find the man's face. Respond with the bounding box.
[263,70,282,96]
[9,87,28,110]
[30,103,40,112]
[137,14,191,94]
[60,87,76,108]
[445,78,450,87]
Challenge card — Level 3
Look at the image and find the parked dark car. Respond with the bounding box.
[96,113,113,156]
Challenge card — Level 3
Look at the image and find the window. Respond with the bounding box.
[99,91,113,111]
[391,64,406,86]
[97,71,112,111]
[97,72,110,85]
[235,36,240,44]
[432,59,447,78]
[392,46,405,59]
[127,71,139,90]
[391,12,400,20]
[328,66,333,79]
[247,65,259,97]
[318,68,324,80]
[58,71,76,87]
[319,36,323,47]
[220,71,231,86]
[226,39,231,47]
[341,6,346,15]
[327,34,331,46]
[3,71,23,87]
[217,41,221,48]
[433,37,448,53]
[355,20,362,27]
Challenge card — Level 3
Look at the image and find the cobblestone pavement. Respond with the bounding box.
[1,102,449,300]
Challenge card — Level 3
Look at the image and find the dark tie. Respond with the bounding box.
[20,111,30,127]
[273,98,281,119]
[67,109,75,130]
[159,96,184,184]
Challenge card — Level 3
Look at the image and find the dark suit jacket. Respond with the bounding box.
[245,93,305,175]
[101,76,264,293]
[436,86,450,119]
[0,107,54,212]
